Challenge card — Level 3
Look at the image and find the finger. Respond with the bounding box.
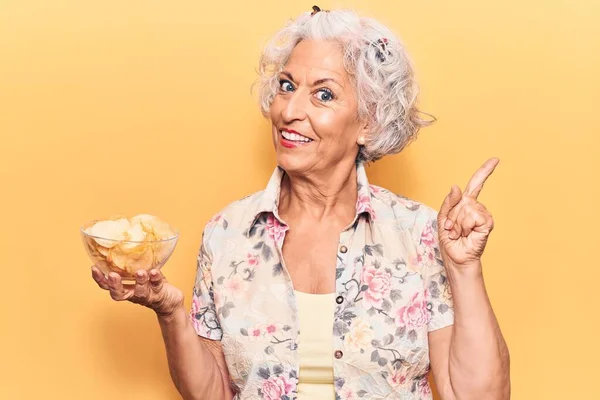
[446,197,463,231]
[107,273,129,301]
[149,269,165,290]
[439,185,462,225]
[457,204,491,237]
[91,266,110,290]
[448,205,465,239]
[455,203,476,237]
[446,196,476,237]
[464,158,499,199]
[459,209,488,237]
[449,220,462,240]
[472,203,494,233]
[133,270,150,298]
[456,205,475,237]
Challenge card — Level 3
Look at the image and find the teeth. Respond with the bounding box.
[281,131,311,142]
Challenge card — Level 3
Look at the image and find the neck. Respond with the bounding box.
[279,162,358,224]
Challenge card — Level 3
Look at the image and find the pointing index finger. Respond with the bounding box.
[464,158,500,199]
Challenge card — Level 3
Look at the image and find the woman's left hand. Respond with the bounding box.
[437,158,499,269]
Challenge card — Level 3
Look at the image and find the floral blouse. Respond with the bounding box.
[190,163,454,400]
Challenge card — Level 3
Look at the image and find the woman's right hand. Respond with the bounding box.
[91,266,184,318]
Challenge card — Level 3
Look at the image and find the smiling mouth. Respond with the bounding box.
[280,129,313,143]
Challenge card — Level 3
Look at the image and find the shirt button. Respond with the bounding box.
[334,350,343,359]
[339,245,348,254]
[336,296,344,304]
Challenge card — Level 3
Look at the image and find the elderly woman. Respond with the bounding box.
[91,7,510,400]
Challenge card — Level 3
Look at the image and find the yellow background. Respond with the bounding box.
[1,0,599,399]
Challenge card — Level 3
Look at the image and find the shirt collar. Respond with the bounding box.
[246,163,376,234]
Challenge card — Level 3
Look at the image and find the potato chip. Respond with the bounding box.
[89,219,130,248]
[120,223,146,251]
[109,244,153,275]
[130,214,159,232]
[130,214,175,239]
[97,245,110,257]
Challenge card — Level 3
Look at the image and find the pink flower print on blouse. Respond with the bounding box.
[387,369,407,387]
[248,324,263,341]
[246,253,260,268]
[415,244,436,266]
[356,193,376,219]
[369,184,383,194]
[262,322,283,336]
[414,222,437,267]
[395,292,430,330]
[417,375,432,396]
[420,223,436,247]
[190,295,207,333]
[261,375,296,400]
[338,384,358,400]
[361,264,392,309]
[223,275,247,298]
[265,214,286,247]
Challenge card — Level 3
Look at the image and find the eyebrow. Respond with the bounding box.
[280,71,343,88]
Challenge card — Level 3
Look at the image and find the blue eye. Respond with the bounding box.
[279,80,295,92]
[315,88,335,102]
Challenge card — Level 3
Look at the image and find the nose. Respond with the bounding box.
[280,89,308,123]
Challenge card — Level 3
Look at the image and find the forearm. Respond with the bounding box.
[157,305,232,400]
[446,262,510,399]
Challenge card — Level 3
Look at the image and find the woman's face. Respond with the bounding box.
[269,39,368,175]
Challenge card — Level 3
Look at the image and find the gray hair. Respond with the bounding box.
[257,8,434,163]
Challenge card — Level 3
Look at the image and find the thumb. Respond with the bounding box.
[439,185,462,219]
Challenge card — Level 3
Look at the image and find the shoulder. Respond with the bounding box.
[369,184,439,232]
[200,189,269,251]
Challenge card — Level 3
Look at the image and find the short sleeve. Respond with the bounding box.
[189,222,223,340]
[416,207,455,332]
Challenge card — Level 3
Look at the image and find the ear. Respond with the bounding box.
[357,119,370,145]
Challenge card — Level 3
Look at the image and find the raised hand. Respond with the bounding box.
[91,267,184,317]
[437,158,499,268]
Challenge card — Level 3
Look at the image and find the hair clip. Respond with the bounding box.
[310,5,328,16]
[374,38,391,62]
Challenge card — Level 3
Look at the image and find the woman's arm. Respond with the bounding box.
[92,267,234,400]
[429,158,510,400]
[158,305,234,400]
[429,265,510,400]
